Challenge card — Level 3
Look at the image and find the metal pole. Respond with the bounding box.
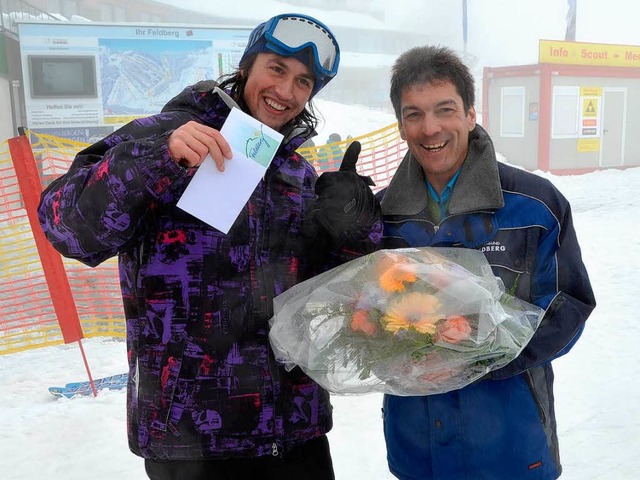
[462,0,468,54]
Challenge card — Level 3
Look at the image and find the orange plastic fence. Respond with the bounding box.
[9,135,84,345]
[0,124,407,355]
[298,124,407,191]
[0,133,125,355]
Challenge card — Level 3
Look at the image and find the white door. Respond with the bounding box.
[600,88,626,167]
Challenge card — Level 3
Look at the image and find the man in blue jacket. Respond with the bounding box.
[38,13,380,480]
[377,45,596,480]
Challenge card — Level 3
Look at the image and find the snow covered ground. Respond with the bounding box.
[1,99,639,479]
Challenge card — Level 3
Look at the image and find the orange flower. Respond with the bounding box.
[382,292,442,334]
[377,255,417,293]
[350,309,378,336]
[436,315,472,343]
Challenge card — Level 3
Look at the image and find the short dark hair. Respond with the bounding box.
[390,45,475,121]
[217,53,319,134]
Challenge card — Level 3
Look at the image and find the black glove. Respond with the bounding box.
[310,141,381,241]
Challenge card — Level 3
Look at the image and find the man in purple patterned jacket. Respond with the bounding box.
[38,13,381,480]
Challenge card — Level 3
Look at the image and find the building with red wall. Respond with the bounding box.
[483,39,640,174]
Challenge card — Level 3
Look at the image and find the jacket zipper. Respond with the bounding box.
[259,170,282,457]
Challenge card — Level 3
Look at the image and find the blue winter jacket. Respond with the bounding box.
[377,125,595,480]
[37,81,382,461]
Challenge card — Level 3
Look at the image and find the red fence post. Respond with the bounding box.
[8,132,96,396]
[8,133,83,344]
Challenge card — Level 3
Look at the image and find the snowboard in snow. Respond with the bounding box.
[48,373,128,399]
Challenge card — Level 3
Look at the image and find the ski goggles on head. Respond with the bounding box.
[264,14,340,80]
[244,13,340,84]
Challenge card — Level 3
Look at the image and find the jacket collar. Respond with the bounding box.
[381,125,504,216]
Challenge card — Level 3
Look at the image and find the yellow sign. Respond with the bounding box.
[539,39,640,67]
[577,139,600,152]
[582,98,598,117]
[578,86,601,138]
[580,87,602,97]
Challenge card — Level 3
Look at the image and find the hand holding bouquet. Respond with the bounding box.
[269,247,544,396]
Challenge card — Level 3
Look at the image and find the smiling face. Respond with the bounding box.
[242,53,315,132]
[398,80,476,193]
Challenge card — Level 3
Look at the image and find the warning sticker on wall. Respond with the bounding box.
[578,138,601,152]
[583,99,598,117]
[578,87,602,139]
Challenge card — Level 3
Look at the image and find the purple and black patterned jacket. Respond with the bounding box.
[38,82,382,460]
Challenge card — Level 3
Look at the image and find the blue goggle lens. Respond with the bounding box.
[265,15,339,79]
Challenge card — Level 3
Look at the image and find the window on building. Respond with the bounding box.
[500,86,525,138]
[113,6,127,22]
[141,12,163,22]
[47,0,78,17]
[551,86,579,138]
[47,0,62,14]
[62,0,78,16]
[99,4,113,22]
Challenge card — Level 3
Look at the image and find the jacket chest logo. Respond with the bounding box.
[480,241,506,253]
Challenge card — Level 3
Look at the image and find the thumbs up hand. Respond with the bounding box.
[310,141,381,241]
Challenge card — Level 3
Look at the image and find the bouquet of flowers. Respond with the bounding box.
[269,247,544,396]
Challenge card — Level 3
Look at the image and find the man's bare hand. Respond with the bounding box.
[168,121,233,171]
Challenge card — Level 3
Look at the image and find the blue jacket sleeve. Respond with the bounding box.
[491,194,596,379]
[38,129,188,267]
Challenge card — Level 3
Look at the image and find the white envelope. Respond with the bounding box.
[177,108,284,233]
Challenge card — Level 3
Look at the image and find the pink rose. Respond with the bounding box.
[436,315,471,344]
[350,309,378,336]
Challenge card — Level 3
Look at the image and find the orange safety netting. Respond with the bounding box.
[298,124,407,191]
[0,123,407,355]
